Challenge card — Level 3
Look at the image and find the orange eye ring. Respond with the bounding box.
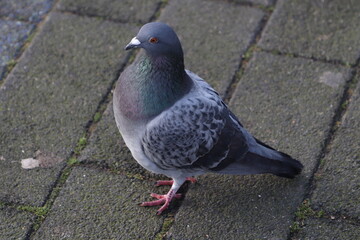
[149,37,159,44]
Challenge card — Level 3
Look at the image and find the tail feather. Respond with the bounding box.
[213,142,303,178]
[248,151,303,178]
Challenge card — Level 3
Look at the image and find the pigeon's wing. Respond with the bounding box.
[141,74,249,171]
[141,94,224,170]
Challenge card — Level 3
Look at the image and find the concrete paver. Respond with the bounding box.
[159,0,265,96]
[310,75,360,220]
[0,206,35,239]
[33,167,165,239]
[294,217,360,240]
[259,0,360,64]
[168,52,351,239]
[57,0,162,23]
[0,0,54,22]
[0,12,137,206]
[0,19,34,80]
[1,0,359,238]
[230,52,351,169]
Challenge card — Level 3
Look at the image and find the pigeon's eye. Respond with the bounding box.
[149,37,159,44]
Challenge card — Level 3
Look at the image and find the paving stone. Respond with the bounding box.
[159,0,264,96]
[33,167,165,239]
[0,12,138,206]
[0,0,54,22]
[57,0,162,23]
[294,217,360,240]
[168,52,351,239]
[259,0,360,64]
[311,75,360,220]
[0,206,35,239]
[0,19,34,81]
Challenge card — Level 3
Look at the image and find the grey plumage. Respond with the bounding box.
[113,22,303,214]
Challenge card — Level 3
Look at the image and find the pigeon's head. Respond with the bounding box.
[125,22,183,60]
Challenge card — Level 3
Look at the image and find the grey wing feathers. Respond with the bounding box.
[141,95,226,170]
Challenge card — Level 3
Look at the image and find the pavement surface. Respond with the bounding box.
[0,0,359,239]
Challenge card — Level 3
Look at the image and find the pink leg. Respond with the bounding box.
[155,177,197,186]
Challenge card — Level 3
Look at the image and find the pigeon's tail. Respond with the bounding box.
[213,138,303,178]
[245,151,303,178]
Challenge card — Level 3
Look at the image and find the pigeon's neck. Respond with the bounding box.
[119,54,192,120]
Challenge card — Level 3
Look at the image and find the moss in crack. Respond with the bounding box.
[295,199,324,220]
[93,112,102,123]
[67,157,79,166]
[74,136,87,155]
[154,216,175,240]
[6,59,17,74]
[17,205,48,219]
[242,45,259,63]
[290,199,325,234]
[290,221,301,234]
[21,30,37,53]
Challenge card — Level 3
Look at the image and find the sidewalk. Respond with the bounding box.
[1,0,359,239]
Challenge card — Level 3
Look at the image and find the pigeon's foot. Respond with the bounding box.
[155,177,197,186]
[140,190,182,215]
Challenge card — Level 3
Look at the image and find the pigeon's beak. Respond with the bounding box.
[125,37,141,50]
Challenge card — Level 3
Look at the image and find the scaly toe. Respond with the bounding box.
[154,180,173,186]
[140,198,166,207]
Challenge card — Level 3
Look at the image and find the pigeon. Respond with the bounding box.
[113,22,303,215]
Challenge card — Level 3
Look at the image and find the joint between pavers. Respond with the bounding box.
[0,16,32,23]
[306,65,359,195]
[154,215,175,240]
[55,9,139,25]
[147,0,169,23]
[288,61,360,240]
[213,0,276,12]
[289,199,360,239]
[260,48,355,68]
[223,10,273,103]
[55,0,168,26]
[23,163,76,238]
[0,0,61,87]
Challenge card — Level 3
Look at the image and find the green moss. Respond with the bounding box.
[6,59,17,73]
[290,221,301,233]
[340,100,349,110]
[21,30,37,52]
[67,157,79,166]
[58,167,72,185]
[291,199,326,234]
[316,210,325,218]
[93,112,102,123]
[257,4,275,13]
[74,136,87,154]
[17,205,48,219]
[154,216,175,240]
[242,45,259,62]
[295,199,317,220]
